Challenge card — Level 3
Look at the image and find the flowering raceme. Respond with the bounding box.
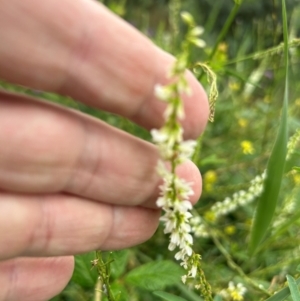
[151,12,212,301]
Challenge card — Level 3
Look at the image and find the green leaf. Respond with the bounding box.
[71,252,98,289]
[110,250,130,279]
[176,282,204,301]
[264,278,300,301]
[125,260,184,291]
[287,275,300,301]
[293,166,300,172]
[249,0,289,255]
[102,282,129,301]
[153,291,188,301]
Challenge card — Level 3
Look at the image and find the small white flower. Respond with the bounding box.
[170,232,181,246]
[180,219,192,232]
[156,160,171,178]
[174,177,194,199]
[174,200,193,212]
[154,84,173,101]
[185,245,193,256]
[175,249,187,261]
[188,265,197,278]
[151,129,168,143]
[156,196,171,208]
[191,38,206,48]
[190,26,204,36]
[178,140,197,161]
[180,260,188,269]
[183,233,193,245]
[168,241,177,251]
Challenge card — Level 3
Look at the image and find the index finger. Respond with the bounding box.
[0,0,209,138]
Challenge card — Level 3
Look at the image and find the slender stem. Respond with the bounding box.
[192,134,203,166]
[197,1,242,81]
[94,251,116,301]
[94,278,102,301]
[209,231,271,297]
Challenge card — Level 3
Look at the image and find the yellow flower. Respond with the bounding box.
[204,210,216,222]
[295,98,300,107]
[229,282,247,301]
[224,225,236,235]
[204,170,217,184]
[218,42,228,53]
[229,81,240,91]
[293,173,300,186]
[231,291,244,301]
[238,118,248,128]
[263,95,271,103]
[204,170,217,192]
[241,140,255,155]
[220,282,247,301]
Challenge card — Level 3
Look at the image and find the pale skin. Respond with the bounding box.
[0,0,209,300]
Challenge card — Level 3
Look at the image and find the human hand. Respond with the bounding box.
[0,0,209,300]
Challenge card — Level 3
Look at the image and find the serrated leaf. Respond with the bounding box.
[264,278,300,301]
[71,252,98,289]
[102,282,129,301]
[153,291,188,301]
[249,0,289,255]
[125,260,184,291]
[110,250,130,279]
[287,275,300,301]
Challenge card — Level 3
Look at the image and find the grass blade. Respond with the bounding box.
[264,278,300,301]
[249,0,289,254]
[287,275,300,301]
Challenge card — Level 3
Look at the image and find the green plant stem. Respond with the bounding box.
[197,0,242,81]
[94,278,102,301]
[169,0,181,52]
[192,135,203,166]
[225,39,300,65]
[95,251,116,301]
[209,230,271,297]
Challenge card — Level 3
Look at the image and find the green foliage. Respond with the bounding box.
[264,277,300,301]
[72,252,98,289]
[249,0,289,255]
[125,260,184,291]
[3,0,300,300]
[153,291,189,301]
[109,250,130,279]
[287,275,300,301]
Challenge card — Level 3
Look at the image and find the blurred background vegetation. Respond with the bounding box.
[2,0,300,300]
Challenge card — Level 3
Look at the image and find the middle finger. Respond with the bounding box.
[0,91,202,206]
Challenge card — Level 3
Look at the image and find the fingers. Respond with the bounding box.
[0,0,209,138]
[0,192,160,259]
[0,91,202,205]
[0,256,73,301]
